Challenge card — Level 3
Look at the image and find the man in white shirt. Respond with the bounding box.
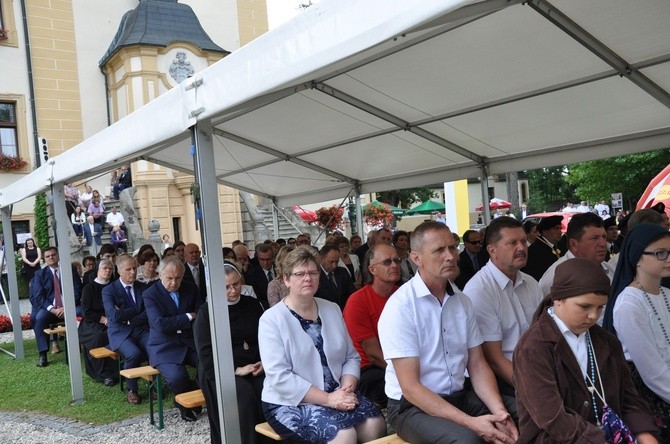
[378,221,518,444]
[463,217,543,396]
[539,212,614,297]
[105,207,125,232]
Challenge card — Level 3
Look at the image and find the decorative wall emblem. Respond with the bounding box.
[169,51,195,84]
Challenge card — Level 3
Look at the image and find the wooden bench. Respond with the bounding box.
[89,347,124,391]
[364,434,408,444]
[255,422,284,441]
[254,422,407,443]
[119,366,164,430]
[43,325,66,335]
[174,389,206,409]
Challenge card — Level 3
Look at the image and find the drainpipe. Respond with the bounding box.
[19,0,40,167]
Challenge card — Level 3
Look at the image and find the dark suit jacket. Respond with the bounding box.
[102,279,149,351]
[523,238,559,281]
[182,259,207,306]
[454,250,479,290]
[118,170,132,188]
[143,279,198,366]
[83,223,102,247]
[314,267,354,310]
[29,265,83,315]
[244,264,275,308]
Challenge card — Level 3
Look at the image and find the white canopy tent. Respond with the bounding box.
[2,0,669,441]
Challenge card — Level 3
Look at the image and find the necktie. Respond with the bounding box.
[125,285,135,307]
[472,255,479,271]
[53,270,63,308]
[267,270,273,282]
[328,272,337,288]
[169,292,179,309]
[192,265,199,288]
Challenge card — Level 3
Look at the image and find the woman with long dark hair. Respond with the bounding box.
[604,223,670,441]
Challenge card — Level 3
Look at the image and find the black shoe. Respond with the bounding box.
[103,378,116,387]
[37,355,48,367]
[179,406,198,422]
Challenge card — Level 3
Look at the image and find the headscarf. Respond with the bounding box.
[224,261,243,305]
[602,223,670,333]
[533,258,611,322]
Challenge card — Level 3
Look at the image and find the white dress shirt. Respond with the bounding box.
[463,261,543,360]
[378,274,482,400]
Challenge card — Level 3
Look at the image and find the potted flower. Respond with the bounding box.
[363,204,394,227]
[0,154,28,171]
[315,205,344,231]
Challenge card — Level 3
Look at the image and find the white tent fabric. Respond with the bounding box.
[2,0,670,208]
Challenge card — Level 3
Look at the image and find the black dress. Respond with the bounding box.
[193,296,267,444]
[78,280,117,382]
[22,246,40,284]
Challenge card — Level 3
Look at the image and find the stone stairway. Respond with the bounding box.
[256,206,306,240]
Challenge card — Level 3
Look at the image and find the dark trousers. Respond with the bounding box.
[387,387,517,444]
[116,330,149,391]
[154,348,199,395]
[359,365,387,407]
[31,309,61,353]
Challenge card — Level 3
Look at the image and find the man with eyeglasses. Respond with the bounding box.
[343,243,400,408]
[463,217,542,398]
[378,221,517,443]
[314,245,354,310]
[454,230,482,290]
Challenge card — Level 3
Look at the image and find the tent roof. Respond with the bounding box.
[2,0,670,208]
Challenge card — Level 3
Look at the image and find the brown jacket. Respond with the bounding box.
[513,311,658,443]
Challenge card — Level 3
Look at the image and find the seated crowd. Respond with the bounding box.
[27,202,670,443]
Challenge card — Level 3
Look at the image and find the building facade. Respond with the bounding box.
[0,0,269,246]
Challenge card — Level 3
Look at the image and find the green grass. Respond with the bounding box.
[0,338,175,424]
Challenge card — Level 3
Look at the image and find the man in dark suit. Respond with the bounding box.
[102,254,150,404]
[182,243,207,306]
[454,229,482,290]
[82,215,102,257]
[523,215,563,281]
[143,256,200,421]
[314,245,355,310]
[113,165,132,199]
[30,246,83,366]
[244,243,276,308]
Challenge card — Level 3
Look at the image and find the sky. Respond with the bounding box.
[267,0,319,29]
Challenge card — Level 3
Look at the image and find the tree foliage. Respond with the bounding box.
[566,150,670,210]
[34,193,50,250]
[377,187,436,209]
[526,166,576,213]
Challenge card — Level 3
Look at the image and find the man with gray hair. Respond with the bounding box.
[143,256,200,421]
[102,254,150,404]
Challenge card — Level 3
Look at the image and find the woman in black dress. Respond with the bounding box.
[193,262,267,444]
[78,258,117,386]
[20,238,41,287]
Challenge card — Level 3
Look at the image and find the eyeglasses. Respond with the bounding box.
[371,258,402,267]
[466,240,482,245]
[641,249,670,261]
[291,270,320,278]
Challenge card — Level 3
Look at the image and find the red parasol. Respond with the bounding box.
[475,198,512,212]
[636,163,670,217]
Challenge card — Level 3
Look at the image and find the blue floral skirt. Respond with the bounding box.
[263,394,382,443]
